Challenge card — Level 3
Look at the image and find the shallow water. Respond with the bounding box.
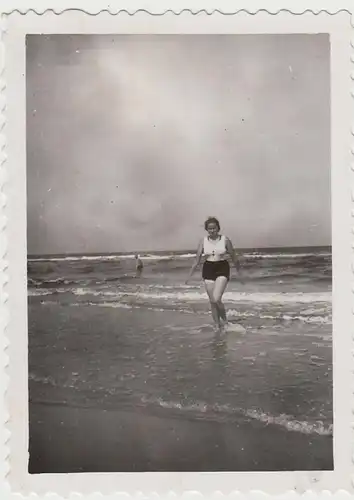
[28,248,333,436]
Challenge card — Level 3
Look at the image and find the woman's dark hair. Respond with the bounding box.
[204,216,220,231]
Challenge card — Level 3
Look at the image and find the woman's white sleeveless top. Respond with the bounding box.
[203,235,227,262]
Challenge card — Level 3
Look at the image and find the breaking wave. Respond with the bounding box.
[28,250,331,263]
[140,396,332,436]
[69,287,331,305]
[28,371,332,437]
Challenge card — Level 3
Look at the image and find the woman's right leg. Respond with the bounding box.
[204,280,220,327]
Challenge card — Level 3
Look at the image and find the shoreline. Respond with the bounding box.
[29,402,333,473]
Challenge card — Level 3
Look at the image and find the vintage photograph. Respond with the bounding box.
[26,34,333,473]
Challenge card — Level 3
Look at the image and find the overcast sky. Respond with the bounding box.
[26,34,330,255]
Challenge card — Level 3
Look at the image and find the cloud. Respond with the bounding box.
[27,34,330,254]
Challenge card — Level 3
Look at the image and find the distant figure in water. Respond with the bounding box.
[135,254,143,278]
[186,217,242,331]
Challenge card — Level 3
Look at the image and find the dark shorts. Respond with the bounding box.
[202,260,230,281]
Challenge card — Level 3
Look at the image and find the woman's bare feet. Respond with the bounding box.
[219,319,228,333]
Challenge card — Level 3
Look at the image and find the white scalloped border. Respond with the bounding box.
[0,0,353,16]
[351,8,354,494]
[0,5,353,498]
[1,8,353,17]
[0,8,8,500]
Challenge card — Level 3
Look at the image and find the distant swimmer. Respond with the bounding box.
[185,216,243,332]
[135,254,143,278]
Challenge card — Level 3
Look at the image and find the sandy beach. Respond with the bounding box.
[29,403,333,473]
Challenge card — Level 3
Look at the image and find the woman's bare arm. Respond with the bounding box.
[225,237,241,272]
[185,240,203,283]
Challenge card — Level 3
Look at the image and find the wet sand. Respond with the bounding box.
[29,402,333,473]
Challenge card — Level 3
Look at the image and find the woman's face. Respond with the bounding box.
[206,222,219,238]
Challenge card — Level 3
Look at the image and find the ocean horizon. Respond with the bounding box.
[28,244,332,261]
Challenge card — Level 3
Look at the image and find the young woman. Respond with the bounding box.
[186,217,241,331]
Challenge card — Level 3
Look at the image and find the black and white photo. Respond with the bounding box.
[26,33,334,474]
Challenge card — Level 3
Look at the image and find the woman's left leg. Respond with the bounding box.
[213,276,229,325]
[204,279,221,328]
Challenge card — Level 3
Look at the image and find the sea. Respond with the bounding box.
[28,246,333,443]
